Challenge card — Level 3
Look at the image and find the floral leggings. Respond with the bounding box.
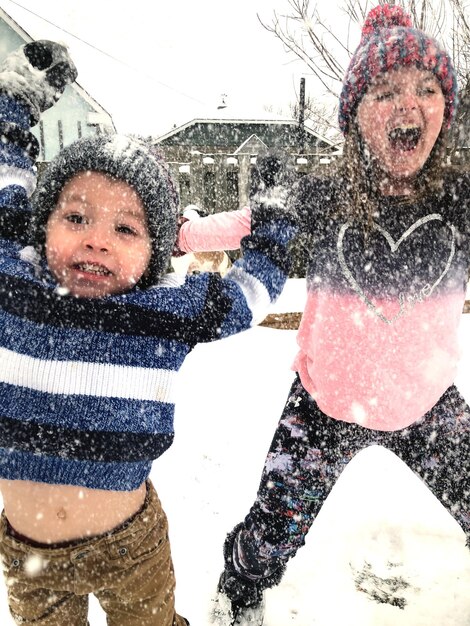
[230,376,470,580]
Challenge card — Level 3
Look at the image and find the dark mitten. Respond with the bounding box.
[250,150,296,199]
[0,40,78,124]
[249,151,298,231]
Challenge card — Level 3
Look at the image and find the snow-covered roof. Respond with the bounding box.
[157,117,336,153]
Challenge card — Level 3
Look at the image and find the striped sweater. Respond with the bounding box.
[0,96,296,491]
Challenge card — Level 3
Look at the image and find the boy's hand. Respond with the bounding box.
[250,151,296,198]
[0,40,78,124]
[250,151,297,217]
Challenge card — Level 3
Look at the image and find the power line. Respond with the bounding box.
[4,0,208,105]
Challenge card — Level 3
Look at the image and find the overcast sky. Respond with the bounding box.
[1,0,324,137]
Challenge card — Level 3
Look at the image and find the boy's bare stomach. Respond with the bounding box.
[0,479,147,543]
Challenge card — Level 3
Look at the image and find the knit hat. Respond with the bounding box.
[338,4,458,135]
[31,134,179,287]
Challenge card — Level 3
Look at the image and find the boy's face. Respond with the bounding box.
[357,66,445,184]
[46,171,152,298]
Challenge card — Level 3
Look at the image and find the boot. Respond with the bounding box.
[210,570,265,625]
[210,523,286,625]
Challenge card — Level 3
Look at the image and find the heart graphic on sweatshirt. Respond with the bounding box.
[337,213,456,324]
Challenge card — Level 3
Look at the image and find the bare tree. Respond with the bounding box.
[289,95,342,144]
[261,0,470,145]
[448,0,470,81]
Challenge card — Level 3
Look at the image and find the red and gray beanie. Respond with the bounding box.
[31,134,179,287]
[338,4,458,135]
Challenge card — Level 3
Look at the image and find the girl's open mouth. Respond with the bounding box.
[388,126,422,151]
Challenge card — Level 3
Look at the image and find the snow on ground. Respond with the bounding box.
[1,280,469,625]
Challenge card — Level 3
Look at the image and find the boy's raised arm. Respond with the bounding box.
[0,41,77,245]
[175,154,298,256]
[180,152,299,341]
[223,152,298,322]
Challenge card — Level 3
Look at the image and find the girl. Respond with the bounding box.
[177,5,470,625]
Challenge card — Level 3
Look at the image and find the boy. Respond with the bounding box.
[0,41,296,625]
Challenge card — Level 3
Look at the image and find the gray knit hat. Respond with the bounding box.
[31,134,179,287]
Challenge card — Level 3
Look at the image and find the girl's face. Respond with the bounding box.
[46,171,152,298]
[357,66,445,191]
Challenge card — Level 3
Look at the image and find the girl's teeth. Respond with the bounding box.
[388,126,421,150]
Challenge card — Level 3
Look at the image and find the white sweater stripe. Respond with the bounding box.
[226,266,272,325]
[0,347,176,402]
[0,164,37,197]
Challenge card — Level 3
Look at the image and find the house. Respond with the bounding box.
[155,117,337,211]
[0,8,115,166]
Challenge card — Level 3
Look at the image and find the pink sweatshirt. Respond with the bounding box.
[176,175,470,432]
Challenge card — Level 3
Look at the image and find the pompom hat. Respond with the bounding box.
[31,134,179,287]
[338,4,458,135]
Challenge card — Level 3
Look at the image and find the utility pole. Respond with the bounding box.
[298,77,306,155]
[217,94,227,110]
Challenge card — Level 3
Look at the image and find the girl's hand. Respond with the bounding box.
[172,216,189,257]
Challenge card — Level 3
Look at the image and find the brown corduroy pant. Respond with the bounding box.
[0,481,188,625]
